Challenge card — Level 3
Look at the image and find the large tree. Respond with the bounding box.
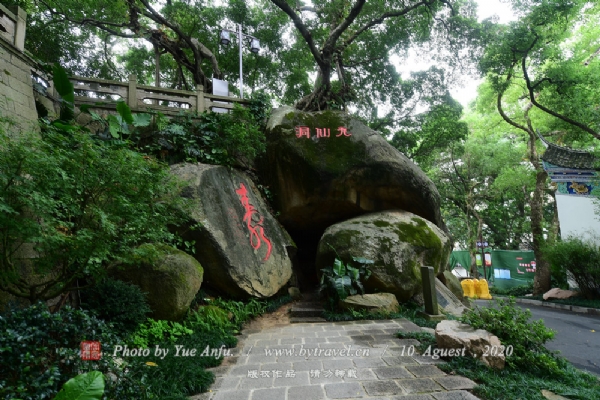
[478,0,599,294]
[267,0,480,111]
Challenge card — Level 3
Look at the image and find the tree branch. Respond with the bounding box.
[520,37,600,140]
[340,1,431,50]
[270,0,325,69]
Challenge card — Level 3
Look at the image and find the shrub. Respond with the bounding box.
[133,104,265,167]
[543,237,600,299]
[129,318,194,348]
[489,281,533,296]
[0,303,152,400]
[460,297,560,374]
[0,127,187,303]
[80,278,151,335]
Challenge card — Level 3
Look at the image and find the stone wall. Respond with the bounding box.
[0,4,39,136]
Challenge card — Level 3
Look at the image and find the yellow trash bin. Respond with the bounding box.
[461,279,475,298]
[474,279,492,300]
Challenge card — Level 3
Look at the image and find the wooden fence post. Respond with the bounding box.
[196,84,205,113]
[128,74,138,109]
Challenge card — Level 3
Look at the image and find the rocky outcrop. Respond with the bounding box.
[543,288,579,300]
[316,211,452,302]
[339,293,400,313]
[109,244,203,321]
[435,320,505,369]
[171,163,295,299]
[259,107,446,233]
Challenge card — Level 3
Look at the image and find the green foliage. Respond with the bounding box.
[460,298,559,374]
[53,64,75,121]
[324,300,438,328]
[0,126,187,302]
[0,303,152,400]
[542,237,600,299]
[130,319,193,348]
[54,371,105,400]
[80,278,151,335]
[441,355,600,400]
[133,106,265,167]
[319,256,373,303]
[489,281,534,297]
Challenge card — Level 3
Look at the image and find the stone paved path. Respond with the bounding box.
[192,319,480,400]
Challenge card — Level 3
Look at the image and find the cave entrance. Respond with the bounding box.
[287,228,325,292]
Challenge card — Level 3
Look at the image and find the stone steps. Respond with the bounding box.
[289,291,326,323]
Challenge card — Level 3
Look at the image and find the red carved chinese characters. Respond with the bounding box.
[295,126,310,138]
[294,126,351,138]
[336,127,351,137]
[316,128,330,138]
[235,183,272,261]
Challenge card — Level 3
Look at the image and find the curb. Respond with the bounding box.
[486,296,600,316]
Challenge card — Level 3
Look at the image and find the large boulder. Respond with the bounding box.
[339,293,400,313]
[316,210,452,302]
[435,320,505,369]
[109,244,203,321]
[543,288,579,300]
[171,163,295,298]
[259,107,446,233]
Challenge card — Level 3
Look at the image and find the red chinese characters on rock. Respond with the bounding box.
[294,126,352,139]
[235,183,272,261]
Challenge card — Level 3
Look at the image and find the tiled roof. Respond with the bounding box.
[541,143,597,170]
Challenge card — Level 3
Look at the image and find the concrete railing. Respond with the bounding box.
[0,3,26,52]
[69,75,250,115]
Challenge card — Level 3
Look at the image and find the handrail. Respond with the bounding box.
[68,74,250,115]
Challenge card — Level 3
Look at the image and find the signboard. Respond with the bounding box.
[212,78,229,114]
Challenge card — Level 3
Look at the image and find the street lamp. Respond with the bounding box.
[219,24,260,99]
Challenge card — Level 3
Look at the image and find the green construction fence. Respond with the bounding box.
[449,250,536,290]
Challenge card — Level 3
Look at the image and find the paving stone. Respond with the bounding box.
[316,330,341,337]
[352,357,388,368]
[343,368,378,381]
[206,365,232,377]
[211,376,240,390]
[433,376,477,390]
[397,378,444,394]
[250,387,286,400]
[238,376,275,390]
[324,325,347,331]
[287,385,326,400]
[303,336,327,343]
[211,389,251,400]
[260,362,293,372]
[293,359,323,371]
[432,390,481,400]
[319,342,347,349]
[327,335,352,342]
[372,366,414,379]
[412,355,446,365]
[350,335,375,341]
[362,380,402,396]
[323,359,355,370]
[406,365,447,377]
[324,382,367,398]
[230,364,262,376]
[281,338,304,345]
[303,326,325,332]
[273,371,310,387]
[390,395,434,400]
[383,356,419,366]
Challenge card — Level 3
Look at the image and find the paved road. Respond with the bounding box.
[475,300,600,376]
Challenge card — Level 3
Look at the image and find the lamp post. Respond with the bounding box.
[219,24,260,99]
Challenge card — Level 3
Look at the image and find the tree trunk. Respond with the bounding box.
[532,169,551,295]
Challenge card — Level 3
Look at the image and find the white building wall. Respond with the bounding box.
[556,194,600,243]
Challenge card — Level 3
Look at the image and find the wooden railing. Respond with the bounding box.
[68,74,249,115]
